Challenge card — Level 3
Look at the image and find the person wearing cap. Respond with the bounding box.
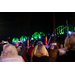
[57,32,75,62]
[31,41,50,62]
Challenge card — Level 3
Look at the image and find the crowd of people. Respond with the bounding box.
[0,32,75,62]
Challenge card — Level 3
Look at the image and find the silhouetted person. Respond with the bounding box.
[58,44,67,56]
[47,43,59,62]
[27,42,34,62]
[19,40,25,59]
[24,47,28,61]
[57,32,75,62]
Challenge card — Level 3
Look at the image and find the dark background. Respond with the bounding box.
[0,12,75,42]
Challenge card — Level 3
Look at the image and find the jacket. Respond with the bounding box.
[33,55,50,62]
[27,47,34,56]
[47,48,58,62]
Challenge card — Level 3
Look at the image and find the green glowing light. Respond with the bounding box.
[31,32,45,40]
[12,38,16,42]
[16,38,19,41]
[34,36,37,39]
[55,25,65,35]
[40,32,43,34]
[27,37,28,39]
[33,32,36,35]
[12,35,29,42]
[20,36,23,41]
[24,36,27,39]
[38,34,41,37]
[55,25,74,36]
[57,28,59,35]
[43,33,45,36]
[74,27,75,31]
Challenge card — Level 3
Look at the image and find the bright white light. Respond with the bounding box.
[31,38,33,40]
[50,43,57,45]
[68,31,72,34]
[39,37,41,39]
[24,39,26,41]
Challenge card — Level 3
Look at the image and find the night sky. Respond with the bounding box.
[0,12,75,42]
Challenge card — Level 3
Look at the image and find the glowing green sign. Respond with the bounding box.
[31,32,45,40]
[12,36,29,42]
[54,25,74,36]
[16,38,19,41]
[20,36,23,41]
[12,38,16,42]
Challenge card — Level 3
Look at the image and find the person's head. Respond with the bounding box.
[37,41,44,50]
[60,44,63,48]
[64,32,75,50]
[50,43,58,50]
[34,41,48,57]
[37,41,43,45]
[30,42,34,47]
[1,44,18,58]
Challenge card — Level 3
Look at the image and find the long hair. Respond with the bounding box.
[34,41,49,57]
[1,44,18,58]
[64,32,75,50]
